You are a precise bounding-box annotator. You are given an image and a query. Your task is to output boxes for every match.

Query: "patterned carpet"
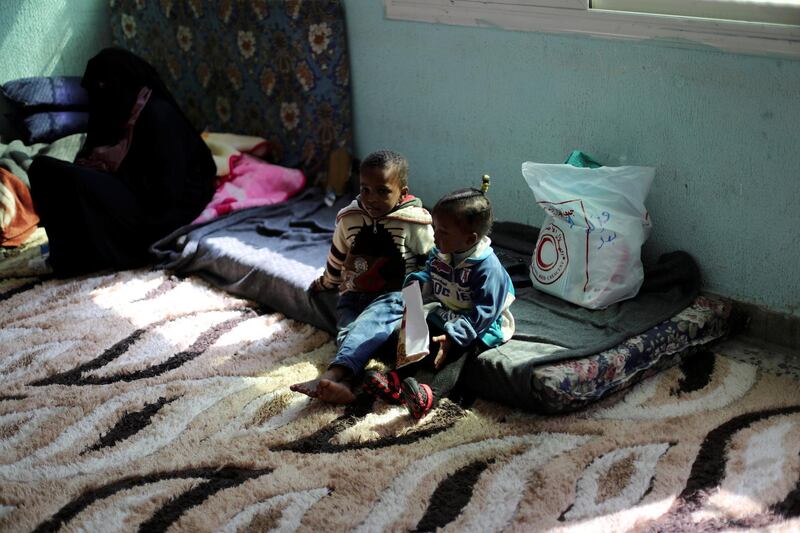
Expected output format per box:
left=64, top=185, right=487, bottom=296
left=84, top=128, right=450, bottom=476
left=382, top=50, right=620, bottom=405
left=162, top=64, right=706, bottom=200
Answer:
left=0, top=270, right=798, bottom=532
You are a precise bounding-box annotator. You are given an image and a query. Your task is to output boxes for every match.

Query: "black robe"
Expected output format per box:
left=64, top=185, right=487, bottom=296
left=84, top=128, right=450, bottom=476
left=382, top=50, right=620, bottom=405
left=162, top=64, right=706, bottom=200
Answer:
left=28, top=48, right=215, bottom=276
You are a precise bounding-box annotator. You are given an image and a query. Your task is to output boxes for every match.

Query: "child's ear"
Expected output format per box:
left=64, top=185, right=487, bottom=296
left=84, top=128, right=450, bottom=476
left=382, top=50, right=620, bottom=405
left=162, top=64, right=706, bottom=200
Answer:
left=467, top=232, right=479, bottom=247
left=400, top=185, right=409, bottom=198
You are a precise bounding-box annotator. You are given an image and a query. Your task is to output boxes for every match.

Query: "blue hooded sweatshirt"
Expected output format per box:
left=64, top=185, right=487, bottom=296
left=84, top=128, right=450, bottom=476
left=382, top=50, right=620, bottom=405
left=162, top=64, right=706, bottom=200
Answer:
left=405, top=236, right=515, bottom=348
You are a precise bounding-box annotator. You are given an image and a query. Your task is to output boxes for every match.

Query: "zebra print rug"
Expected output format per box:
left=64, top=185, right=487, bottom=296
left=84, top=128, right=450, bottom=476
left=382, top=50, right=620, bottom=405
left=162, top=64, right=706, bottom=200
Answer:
left=0, top=270, right=798, bottom=532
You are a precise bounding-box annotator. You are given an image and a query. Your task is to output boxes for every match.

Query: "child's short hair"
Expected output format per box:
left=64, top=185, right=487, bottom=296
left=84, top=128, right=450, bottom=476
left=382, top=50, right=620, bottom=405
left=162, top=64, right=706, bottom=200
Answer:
left=360, top=150, right=408, bottom=189
left=433, top=176, right=493, bottom=238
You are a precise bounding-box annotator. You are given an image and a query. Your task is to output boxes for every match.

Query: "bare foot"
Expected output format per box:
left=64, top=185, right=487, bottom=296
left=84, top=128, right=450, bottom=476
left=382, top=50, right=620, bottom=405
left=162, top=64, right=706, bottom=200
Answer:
left=289, top=378, right=321, bottom=398
left=316, top=379, right=356, bottom=404
left=290, top=365, right=354, bottom=403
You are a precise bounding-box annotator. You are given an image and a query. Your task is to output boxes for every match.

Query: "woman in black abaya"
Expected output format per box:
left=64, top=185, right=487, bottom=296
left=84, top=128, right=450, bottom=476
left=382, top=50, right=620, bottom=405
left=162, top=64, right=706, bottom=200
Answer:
left=28, top=47, right=215, bottom=276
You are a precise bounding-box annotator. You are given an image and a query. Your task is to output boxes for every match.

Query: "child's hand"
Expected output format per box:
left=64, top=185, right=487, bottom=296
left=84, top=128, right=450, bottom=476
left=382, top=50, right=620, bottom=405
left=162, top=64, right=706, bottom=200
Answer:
left=432, top=334, right=452, bottom=369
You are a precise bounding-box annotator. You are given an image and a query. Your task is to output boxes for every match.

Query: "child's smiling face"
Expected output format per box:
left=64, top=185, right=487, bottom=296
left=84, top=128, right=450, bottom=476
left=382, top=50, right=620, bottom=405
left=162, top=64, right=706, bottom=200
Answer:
left=359, top=166, right=407, bottom=219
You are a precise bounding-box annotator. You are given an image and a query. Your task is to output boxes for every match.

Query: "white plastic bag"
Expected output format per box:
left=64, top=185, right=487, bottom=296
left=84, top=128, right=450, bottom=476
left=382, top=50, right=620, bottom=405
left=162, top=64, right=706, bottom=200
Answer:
left=521, top=162, right=655, bottom=309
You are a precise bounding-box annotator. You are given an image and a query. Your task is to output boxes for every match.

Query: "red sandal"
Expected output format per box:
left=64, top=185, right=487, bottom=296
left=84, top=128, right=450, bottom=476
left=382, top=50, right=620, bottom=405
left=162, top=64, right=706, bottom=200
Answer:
left=400, top=377, right=434, bottom=419
left=363, top=369, right=403, bottom=404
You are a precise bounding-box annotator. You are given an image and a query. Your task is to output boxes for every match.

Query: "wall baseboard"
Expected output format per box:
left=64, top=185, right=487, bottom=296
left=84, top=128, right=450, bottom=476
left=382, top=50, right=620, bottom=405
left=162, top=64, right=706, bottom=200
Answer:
left=706, top=292, right=800, bottom=353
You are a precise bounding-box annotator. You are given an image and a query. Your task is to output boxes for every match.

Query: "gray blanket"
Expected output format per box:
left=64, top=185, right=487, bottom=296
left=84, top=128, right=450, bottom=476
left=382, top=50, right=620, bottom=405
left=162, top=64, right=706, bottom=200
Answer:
left=152, top=189, right=347, bottom=332
left=0, top=133, right=85, bottom=188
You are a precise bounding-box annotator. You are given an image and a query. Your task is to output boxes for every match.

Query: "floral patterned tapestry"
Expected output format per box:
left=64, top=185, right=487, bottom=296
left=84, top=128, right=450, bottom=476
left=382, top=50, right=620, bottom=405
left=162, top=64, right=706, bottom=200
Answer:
left=110, top=0, right=353, bottom=183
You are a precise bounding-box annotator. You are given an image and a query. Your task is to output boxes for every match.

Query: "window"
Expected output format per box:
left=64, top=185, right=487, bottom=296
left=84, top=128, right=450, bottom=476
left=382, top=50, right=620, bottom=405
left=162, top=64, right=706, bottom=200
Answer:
left=594, top=0, right=800, bottom=26
left=384, top=0, right=800, bottom=58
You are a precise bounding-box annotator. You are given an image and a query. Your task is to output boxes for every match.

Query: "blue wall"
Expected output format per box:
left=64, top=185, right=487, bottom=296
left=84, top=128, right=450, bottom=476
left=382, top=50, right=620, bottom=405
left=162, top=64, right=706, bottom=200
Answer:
left=0, top=0, right=110, bottom=136
left=0, top=0, right=109, bottom=83
left=343, top=1, right=800, bottom=317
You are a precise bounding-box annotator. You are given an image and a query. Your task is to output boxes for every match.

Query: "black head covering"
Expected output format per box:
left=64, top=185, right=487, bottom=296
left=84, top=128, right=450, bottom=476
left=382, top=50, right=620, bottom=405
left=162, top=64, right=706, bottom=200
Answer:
left=81, top=47, right=181, bottom=148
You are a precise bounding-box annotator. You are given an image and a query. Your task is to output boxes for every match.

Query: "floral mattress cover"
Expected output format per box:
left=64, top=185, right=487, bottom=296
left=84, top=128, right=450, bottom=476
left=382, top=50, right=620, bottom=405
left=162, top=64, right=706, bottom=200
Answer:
left=466, top=295, right=731, bottom=413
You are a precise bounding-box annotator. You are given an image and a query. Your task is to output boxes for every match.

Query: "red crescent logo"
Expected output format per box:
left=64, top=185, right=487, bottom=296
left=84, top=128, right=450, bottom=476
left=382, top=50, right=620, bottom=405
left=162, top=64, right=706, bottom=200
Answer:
left=536, top=235, right=557, bottom=271
left=531, top=224, right=568, bottom=285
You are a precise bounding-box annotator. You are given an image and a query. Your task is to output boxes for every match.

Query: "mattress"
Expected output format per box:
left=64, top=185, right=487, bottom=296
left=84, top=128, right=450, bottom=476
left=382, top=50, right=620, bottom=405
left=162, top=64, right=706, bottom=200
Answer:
left=152, top=190, right=730, bottom=411
left=462, top=295, right=731, bottom=413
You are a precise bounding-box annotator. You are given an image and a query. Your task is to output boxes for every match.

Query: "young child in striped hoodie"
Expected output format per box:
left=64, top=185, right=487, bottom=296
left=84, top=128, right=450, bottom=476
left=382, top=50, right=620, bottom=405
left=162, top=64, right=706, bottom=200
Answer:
left=290, top=150, right=434, bottom=404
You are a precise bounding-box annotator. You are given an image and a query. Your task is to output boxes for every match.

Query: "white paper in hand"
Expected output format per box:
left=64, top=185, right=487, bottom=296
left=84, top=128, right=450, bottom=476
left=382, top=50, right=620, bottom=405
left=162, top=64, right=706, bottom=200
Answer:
left=396, top=281, right=430, bottom=368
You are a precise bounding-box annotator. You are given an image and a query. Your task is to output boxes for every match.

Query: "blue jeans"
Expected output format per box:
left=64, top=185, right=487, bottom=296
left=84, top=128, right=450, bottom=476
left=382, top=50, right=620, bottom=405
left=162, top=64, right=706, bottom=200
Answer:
left=331, top=291, right=404, bottom=376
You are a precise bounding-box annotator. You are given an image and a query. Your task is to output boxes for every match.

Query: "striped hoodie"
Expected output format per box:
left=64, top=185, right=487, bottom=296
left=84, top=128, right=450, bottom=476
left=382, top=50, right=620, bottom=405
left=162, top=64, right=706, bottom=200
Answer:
left=316, top=195, right=434, bottom=294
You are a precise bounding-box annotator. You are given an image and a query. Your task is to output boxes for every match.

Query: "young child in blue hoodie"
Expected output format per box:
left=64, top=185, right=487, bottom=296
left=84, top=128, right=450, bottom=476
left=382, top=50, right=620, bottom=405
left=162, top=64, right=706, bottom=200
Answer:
left=364, top=177, right=515, bottom=419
